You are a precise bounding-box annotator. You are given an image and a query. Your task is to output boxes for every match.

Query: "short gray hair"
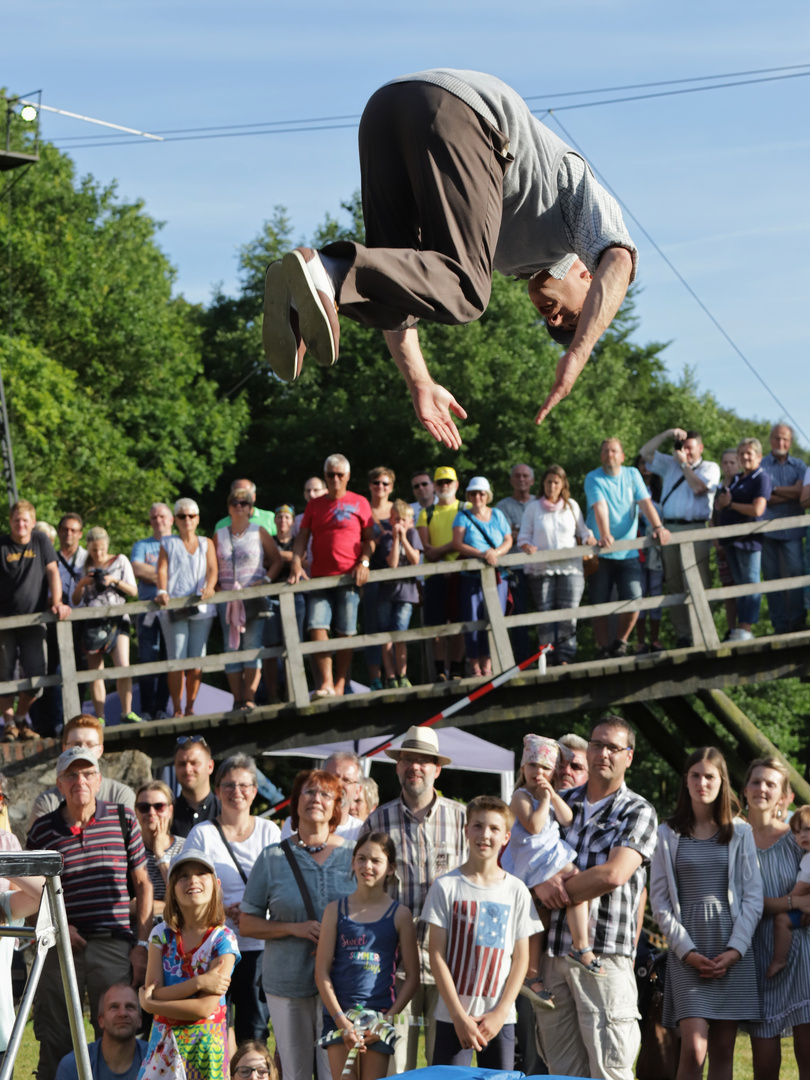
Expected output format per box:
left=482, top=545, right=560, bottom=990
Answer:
left=86, top=526, right=109, bottom=544
left=324, top=453, right=350, bottom=475
left=559, top=733, right=588, bottom=753
left=174, top=497, right=200, bottom=517
left=324, top=751, right=362, bottom=775
left=737, top=437, right=762, bottom=456
left=510, top=463, right=535, bottom=480
left=230, top=479, right=257, bottom=495
left=359, top=776, right=379, bottom=815
left=770, top=423, right=794, bottom=440
left=215, top=753, right=258, bottom=788
left=150, top=502, right=172, bottom=516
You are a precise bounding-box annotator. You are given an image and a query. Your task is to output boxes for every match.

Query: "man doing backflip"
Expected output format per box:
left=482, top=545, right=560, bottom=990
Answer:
left=263, top=68, right=638, bottom=448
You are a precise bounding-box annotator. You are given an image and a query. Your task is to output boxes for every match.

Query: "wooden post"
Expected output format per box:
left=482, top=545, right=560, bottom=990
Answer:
left=55, top=619, right=81, bottom=720
left=679, top=541, right=720, bottom=649
left=656, top=697, right=750, bottom=790
left=279, top=591, right=310, bottom=708
left=623, top=702, right=689, bottom=776
left=480, top=565, right=515, bottom=676
left=698, top=688, right=810, bottom=805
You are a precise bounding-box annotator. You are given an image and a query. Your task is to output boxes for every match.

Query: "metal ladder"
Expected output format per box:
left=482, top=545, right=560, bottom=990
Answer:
left=0, top=850, right=91, bottom=1080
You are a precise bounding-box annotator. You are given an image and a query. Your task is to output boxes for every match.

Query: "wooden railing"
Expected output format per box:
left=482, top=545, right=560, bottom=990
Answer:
left=2, top=514, right=808, bottom=715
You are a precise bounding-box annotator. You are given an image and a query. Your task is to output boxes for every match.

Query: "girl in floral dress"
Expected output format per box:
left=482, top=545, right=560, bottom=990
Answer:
left=139, top=851, right=240, bottom=1080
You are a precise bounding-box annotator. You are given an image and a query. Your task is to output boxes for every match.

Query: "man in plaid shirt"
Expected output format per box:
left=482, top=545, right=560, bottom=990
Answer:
left=363, top=725, right=467, bottom=1073
left=534, top=716, right=657, bottom=1080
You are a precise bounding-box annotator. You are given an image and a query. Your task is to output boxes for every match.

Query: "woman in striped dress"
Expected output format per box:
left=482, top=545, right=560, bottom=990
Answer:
left=651, top=747, right=763, bottom=1080
left=743, top=757, right=810, bottom=1080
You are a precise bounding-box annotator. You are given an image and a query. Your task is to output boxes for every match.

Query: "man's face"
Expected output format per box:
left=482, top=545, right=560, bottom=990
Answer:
left=600, top=440, right=625, bottom=472
left=435, top=478, right=458, bottom=504
left=57, top=762, right=101, bottom=810
left=411, top=474, right=434, bottom=508
left=326, top=757, right=362, bottom=817
left=325, top=465, right=349, bottom=498
left=682, top=438, right=703, bottom=467
left=511, top=466, right=534, bottom=498
left=586, top=724, right=633, bottom=788
left=770, top=426, right=792, bottom=459
left=149, top=506, right=173, bottom=538
left=396, top=752, right=440, bottom=801
left=528, top=259, right=592, bottom=333
left=99, top=987, right=140, bottom=1043
left=58, top=518, right=83, bottom=554
left=558, top=749, right=588, bottom=790
left=64, top=726, right=103, bottom=761
left=174, top=747, right=214, bottom=794
left=10, top=511, right=34, bottom=545
left=721, top=452, right=738, bottom=484
left=304, top=477, right=327, bottom=502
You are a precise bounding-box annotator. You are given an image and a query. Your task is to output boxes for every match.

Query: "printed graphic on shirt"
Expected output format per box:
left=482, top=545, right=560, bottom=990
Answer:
left=340, top=928, right=382, bottom=975
left=448, top=899, right=509, bottom=998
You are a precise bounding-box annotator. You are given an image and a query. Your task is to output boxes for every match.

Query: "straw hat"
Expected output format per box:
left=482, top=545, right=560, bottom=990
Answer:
left=385, top=725, right=451, bottom=766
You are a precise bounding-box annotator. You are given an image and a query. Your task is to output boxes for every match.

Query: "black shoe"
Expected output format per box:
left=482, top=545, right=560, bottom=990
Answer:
left=609, top=639, right=629, bottom=658
left=449, top=662, right=464, bottom=681
left=595, top=646, right=611, bottom=660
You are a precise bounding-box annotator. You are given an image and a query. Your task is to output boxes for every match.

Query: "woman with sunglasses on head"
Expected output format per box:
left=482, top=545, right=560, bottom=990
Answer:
left=155, top=498, right=218, bottom=718
left=135, top=780, right=184, bottom=920
left=215, top=489, right=283, bottom=712
left=364, top=467, right=396, bottom=691
left=183, top=755, right=281, bottom=1050
left=240, top=770, right=354, bottom=1080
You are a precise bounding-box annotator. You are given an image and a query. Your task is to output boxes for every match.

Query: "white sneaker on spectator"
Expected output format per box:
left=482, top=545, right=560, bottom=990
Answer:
left=728, top=628, right=754, bottom=641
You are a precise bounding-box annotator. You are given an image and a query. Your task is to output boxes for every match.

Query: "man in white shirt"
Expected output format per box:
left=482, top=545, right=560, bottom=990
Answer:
left=638, top=427, right=720, bottom=647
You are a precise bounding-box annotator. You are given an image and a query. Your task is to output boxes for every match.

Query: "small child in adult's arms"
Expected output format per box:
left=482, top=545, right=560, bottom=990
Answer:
left=768, top=805, right=810, bottom=977
left=423, top=795, right=542, bottom=1069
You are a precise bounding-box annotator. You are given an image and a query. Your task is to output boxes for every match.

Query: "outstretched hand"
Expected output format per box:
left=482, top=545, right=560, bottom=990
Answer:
left=411, top=381, right=467, bottom=450
left=536, top=350, right=586, bottom=425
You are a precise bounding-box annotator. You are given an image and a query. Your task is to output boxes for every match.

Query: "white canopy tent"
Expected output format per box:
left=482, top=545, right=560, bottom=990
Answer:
left=262, top=726, right=516, bottom=802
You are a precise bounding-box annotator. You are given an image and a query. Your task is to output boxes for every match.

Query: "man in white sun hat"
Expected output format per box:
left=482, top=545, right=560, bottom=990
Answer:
left=363, top=725, right=466, bottom=1072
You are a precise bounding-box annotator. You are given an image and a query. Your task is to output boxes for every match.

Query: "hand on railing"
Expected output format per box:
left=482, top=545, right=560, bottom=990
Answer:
left=51, top=601, right=71, bottom=621
left=288, top=557, right=306, bottom=586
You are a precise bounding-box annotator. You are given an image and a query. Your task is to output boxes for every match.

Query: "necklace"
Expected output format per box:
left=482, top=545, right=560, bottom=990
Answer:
left=295, top=832, right=328, bottom=853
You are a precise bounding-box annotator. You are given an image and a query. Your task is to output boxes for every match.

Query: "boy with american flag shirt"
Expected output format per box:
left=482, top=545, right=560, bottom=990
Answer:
left=423, top=795, right=542, bottom=1069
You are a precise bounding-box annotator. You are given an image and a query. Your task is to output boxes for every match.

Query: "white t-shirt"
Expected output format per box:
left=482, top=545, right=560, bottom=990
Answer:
left=183, top=817, right=281, bottom=950
left=582, top=793, right=613, bottom=823
left=280, top=814, right=365, bottom=844
left=797, top=851, right=810, bottom=885
left=422, top=867, right=541, bottom=1024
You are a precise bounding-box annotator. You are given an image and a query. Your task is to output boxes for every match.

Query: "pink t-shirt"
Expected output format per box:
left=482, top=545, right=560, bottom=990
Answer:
left=302, top=492, right=373, bottom=577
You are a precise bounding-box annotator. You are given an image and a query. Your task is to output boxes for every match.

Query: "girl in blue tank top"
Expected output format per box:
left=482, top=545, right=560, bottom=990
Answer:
left=315, top=833, right=419, bottom=1080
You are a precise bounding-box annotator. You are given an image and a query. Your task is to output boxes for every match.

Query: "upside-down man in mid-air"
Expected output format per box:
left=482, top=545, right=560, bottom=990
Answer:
left=263, top=68, right=638, bottom=449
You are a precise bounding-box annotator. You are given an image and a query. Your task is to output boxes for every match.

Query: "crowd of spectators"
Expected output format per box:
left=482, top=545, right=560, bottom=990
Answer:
left=3, top=720, right=810, bottom=1080
left=1, top=423, right=809, bottom=734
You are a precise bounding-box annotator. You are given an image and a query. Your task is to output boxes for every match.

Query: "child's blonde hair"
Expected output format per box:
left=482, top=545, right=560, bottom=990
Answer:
left=391, top=499, right=413, bottom=520
left=163, top=859, right=225, bottom=931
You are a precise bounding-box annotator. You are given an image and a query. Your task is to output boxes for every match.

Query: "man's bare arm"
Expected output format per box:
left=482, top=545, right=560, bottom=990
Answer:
left=383, top=328, right=467, bottom=450
left=536, top=247, right=634, bottom=425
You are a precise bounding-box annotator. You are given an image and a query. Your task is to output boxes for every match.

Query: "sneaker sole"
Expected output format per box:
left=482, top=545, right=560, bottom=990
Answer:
left=282, top=250, right=338, bottom=367
left=262, top=261, right=305, bottom=382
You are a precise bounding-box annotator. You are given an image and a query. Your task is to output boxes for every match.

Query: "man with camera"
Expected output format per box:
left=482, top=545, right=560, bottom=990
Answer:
left=638, top=427, right=721, bottom=646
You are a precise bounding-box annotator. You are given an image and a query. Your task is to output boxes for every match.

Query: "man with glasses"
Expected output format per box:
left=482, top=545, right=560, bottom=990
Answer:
left=533, top=716, right=657, bottom=1080
left=557, top=732, right=589, bottom=790
left=28, top=713, right=136, bottom=829
left=496, top=464, right=536, bottom=662
left=289, top=454, right=375, bottom=698
left=172, top=735, right=220, bottom=838
left=417, top=466, right=469, bottom=681
left=55, top=513, right=88, bottom=609
left=130, top=503, right=174, bottom=721
left=363, top=726, right=466, bottom=1072
left=27, top=746, right=152, bottom=1080
left=409, top=470, right=438, bottom=517
left=55, top=984, right=148, bottom=1080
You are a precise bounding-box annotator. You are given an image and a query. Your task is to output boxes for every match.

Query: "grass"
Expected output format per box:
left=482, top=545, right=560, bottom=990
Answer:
left=11, top=1018, right=800, bottom=1079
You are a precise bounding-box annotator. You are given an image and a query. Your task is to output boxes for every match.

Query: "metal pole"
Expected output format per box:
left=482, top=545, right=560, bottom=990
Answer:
left=45, top=875, right=93, bottom=1080
left=0, top=934, right=49, bottom=1080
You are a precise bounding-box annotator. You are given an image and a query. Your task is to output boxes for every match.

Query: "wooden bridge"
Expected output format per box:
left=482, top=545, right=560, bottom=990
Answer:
left=2, top=515, right=809, bottom=799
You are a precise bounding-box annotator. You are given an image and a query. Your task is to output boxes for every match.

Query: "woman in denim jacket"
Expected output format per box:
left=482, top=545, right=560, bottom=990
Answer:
left=651, top=747, right=763, bottom=1080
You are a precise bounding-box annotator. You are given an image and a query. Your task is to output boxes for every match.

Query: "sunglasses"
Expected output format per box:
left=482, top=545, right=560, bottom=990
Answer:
left=435, top=479, right=454, bottom=486
left=176, top=513, right=198, bottom=520
left=229, top=500, right=252, bottom=508
left=412, top=481, right=431, bottom=488
left=370, top=479, right=391, bottom=487
left=136, top=801, right=168, bottom=814
left=325, top=471, right=345, bottom=479
left=175, top=735, right=211, bottom=751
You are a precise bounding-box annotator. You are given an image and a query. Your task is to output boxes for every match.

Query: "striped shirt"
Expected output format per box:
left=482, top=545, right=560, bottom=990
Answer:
left=364, top=794, right=467, bottom=981
left=546, top=782, right=657, bottom=959
left=27, top=800, right=146, bottom=937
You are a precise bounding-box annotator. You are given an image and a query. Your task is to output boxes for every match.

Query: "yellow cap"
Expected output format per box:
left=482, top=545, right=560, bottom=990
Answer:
left=433, top=466, right=458, bottom=482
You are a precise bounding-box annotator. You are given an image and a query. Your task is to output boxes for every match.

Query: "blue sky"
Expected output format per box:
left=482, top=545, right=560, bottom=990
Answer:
left=4, top=1, right=809, bottom=444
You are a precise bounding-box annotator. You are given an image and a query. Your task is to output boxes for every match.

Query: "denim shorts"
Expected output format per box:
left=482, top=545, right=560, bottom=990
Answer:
left=306, top=585, right=361, bottom=636
left=377, top=599, right=414, bottom=634
left=588, top=556, right=643, bottom=605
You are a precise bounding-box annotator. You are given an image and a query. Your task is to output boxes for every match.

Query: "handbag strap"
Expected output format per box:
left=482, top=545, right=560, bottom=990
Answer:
left=463, top=509, right=500, bottom=549
left=212, top=819, right=248, bottom=884
left=280, top=838, right=317, bottom=921
left=660, top=473, right=687, bottom=510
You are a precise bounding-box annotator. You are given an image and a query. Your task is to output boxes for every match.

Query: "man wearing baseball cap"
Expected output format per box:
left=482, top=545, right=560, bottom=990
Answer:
left=27, top=746, right=153, bottom=1080
left=416, top=467, right=469, bottom=681
left=363, top=725, right=466, bottom=1072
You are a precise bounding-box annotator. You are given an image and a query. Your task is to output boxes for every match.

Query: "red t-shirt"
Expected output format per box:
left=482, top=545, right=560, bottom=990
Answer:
left=302, top=492, right=373, bottom=577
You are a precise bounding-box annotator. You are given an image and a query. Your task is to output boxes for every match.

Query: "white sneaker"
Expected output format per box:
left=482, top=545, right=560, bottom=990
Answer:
left=728, top=628, right=754, bottom=641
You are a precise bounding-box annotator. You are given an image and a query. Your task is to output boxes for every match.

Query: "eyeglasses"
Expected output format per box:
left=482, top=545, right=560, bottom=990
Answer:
left=220, top=782, right=255, bottom=794
left=136, top=801, right=169, bottom=814
left=175, top=735, right=211, bottom=751
left=176, top=513, right=198, bottom=520
left=61, top=769, right=99, bottom=784
left=302, top=788, right=335, bottom=801
left=325, top=471, right=345, bottom=479
left=370, top=479, right=391, bottom=487
left=588, top=739, right=631, bottom=757
left=229, top=500, right=252, bottom=508
left=234, top=1068, right=271, bottom=1079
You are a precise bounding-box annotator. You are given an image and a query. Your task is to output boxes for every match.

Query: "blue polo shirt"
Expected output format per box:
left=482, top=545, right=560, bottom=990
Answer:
left=584, top=466, right=648, bottom=560
left=721, top=467, right=773, bottom=551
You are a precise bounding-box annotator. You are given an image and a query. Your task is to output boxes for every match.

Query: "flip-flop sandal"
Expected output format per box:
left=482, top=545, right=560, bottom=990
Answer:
left=262, top=261, right=306, bottom=382
left=282, top=248, right=339, bottom=368
left=567, top=948, right=607, bottom=976
left=518, top=978, right=556, bottom=1010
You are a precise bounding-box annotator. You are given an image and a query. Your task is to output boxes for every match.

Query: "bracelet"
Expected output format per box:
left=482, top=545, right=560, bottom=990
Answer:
left=157, top=854, right=171, bottom=866
left=332, top=1010, right=346, bottom=1020
left=156, top=589, right=168, bottom=596
left=788, top=895, right=794, bottom=911
left=136, top=940, right=150, bottom=949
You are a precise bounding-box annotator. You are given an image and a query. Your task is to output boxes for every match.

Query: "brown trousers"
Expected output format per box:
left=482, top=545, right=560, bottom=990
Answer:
left=323, top=81, right=511, bottom=331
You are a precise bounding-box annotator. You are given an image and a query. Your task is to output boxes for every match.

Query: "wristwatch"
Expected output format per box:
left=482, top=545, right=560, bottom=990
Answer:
left=360, top=558, right=370, bottom=568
